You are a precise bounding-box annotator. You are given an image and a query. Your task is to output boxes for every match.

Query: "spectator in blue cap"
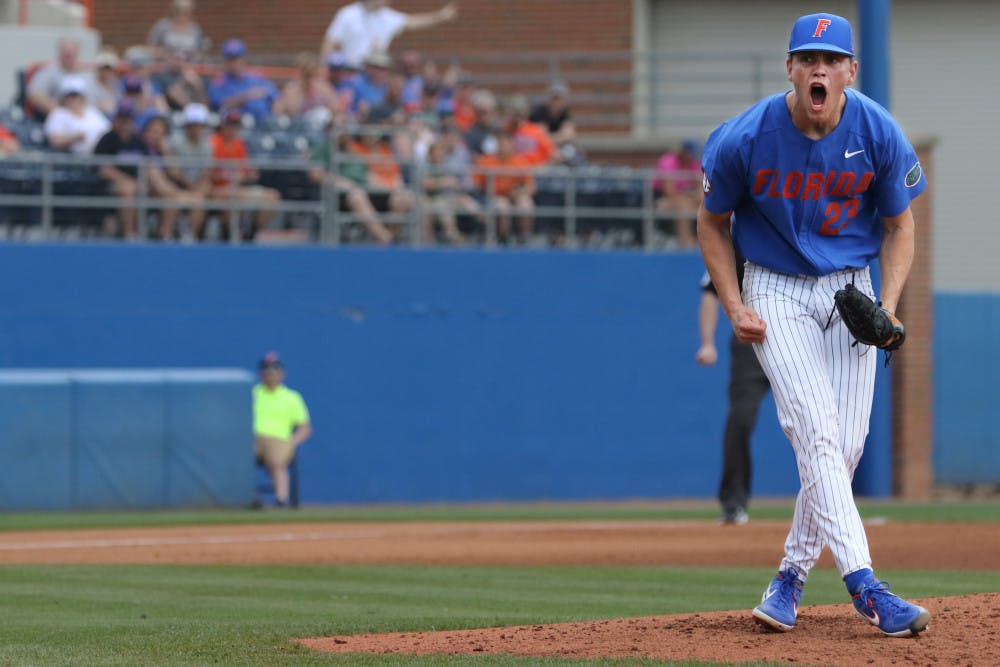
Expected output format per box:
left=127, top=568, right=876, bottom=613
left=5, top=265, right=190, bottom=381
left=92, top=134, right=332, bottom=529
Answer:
left=208, top=38, right=279, bottom=122
left=119, top=45, right=169, bottom=114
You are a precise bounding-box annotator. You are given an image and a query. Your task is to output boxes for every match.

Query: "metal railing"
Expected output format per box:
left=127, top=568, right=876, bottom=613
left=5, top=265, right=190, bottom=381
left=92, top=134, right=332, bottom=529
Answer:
left=0, top=140, right=702, bottom=250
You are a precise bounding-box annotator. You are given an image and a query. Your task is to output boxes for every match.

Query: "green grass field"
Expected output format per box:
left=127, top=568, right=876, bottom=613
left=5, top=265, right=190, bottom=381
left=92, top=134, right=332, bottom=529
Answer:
left=2, top=500, right=998, bottom=667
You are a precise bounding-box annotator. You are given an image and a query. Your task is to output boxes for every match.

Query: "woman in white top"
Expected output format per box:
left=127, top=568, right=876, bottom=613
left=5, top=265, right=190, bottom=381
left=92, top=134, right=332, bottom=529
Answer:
left=43, top=75, right=111, bottom=155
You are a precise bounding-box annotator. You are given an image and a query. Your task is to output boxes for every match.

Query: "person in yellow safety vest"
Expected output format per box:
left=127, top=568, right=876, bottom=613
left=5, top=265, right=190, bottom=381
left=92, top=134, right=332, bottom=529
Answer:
left=253, top=352, right=312, bottom=508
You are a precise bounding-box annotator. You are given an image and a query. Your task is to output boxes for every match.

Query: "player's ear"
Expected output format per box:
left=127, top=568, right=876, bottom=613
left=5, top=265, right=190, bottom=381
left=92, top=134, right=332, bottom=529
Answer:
left=786, top=57, right=793, bottom=81
left=847, top=58, right=859, bottom=85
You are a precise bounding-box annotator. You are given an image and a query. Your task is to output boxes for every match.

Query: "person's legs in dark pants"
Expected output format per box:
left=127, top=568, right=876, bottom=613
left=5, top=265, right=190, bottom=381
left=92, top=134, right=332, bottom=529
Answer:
left=719, top=334, right=770, bottom=522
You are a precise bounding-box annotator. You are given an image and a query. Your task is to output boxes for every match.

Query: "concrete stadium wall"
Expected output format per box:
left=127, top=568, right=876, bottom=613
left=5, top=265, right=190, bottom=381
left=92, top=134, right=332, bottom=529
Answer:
left=0, top=243, right=904, bottom=505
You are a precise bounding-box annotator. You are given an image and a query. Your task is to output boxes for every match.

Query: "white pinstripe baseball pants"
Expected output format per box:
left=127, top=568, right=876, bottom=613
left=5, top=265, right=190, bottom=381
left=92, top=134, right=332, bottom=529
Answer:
left=743, top=261, right=877, bottom=579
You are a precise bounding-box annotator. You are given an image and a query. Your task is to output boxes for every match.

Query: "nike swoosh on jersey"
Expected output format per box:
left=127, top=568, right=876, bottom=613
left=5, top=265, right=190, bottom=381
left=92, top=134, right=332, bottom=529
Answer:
left=844, top=149, right=865, bottom=158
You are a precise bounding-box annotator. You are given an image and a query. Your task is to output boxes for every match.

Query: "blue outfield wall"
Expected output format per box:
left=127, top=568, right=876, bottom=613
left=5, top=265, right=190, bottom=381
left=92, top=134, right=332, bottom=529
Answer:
left=0, top=243, right=906, bottom=505
left=933, top=293, right=1000, bottom=484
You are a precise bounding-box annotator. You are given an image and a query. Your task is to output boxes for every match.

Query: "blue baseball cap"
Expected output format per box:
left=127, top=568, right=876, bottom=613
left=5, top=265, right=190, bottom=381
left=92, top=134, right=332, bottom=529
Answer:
left=259, top=351, right=283, bottom=370
left=221, top=38, right=247, bottom=59
left=788, top=13, right=854, bottom=56
left=114, top=99, right=136, bottom=118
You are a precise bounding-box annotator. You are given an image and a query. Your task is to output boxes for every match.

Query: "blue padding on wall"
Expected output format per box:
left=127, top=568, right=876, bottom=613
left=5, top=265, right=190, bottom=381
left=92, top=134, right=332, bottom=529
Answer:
left=0, top=368, right=254, bottom=510
left=165, top=379, right=255, bottom=506
left=934, top=293, right=1000, bottom=483
left=0, top=373, right=73, bottom=509
left=74, top=379, right=166, bottom=509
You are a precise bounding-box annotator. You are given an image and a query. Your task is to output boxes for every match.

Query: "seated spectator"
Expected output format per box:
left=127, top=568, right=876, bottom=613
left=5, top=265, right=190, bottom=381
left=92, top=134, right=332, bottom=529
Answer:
left=209, top=108, right=282, bottom=240
left=464, top=88, right=499, bottom=155
left=0, top=122, right=21, bottom=155
left=398, top=49, right=424, bottom=112
left=166, top=103, right=214, bottom=239
left=152, top=51, right=210, bottom=111
left=27, top=37, right=101, bottom=120
left=208, top=39, right=279, bottom=123
left=366, top=70, right=407, bottom=125
left=353, top=50, right=393, bottom=122
left=93, top=101, right=146, bottom=238
left=529, top=80, right=582, bottom=165
left=430, top=60, right=461, bottom=117
left=405, top=81, right=444, bottom=165
left=325, top=52, right=361, bottom=124
left=505, top=93, right=556, bottom=167
left=147, top=0, right=209, bottom=63
left=307, top=124, right=393, bottom=244
left=344, top=131, right=415, bottom=237
left=122, top=75, right=167, bottom=123
left=450, top=75, right=476, bottom=132
left=439, top=120, right=475, bottom=174
left=273, top=52, right=339, bottom=119
left=410, top=81, right=443, bottom=129
left=43, top=75, right=111, bottom=155
left=420, top=137, right=480, bottom=244
left=653, top=139, right=701, bottom=249
left=140, top=112, right=207, bottom=240
left=473, top=129, right=536, bottom=243
left=119, top=46, right=170, bottom=113
left=93, top=50, right=123, bottom=117
left=397, top=49, right=461, bottom=116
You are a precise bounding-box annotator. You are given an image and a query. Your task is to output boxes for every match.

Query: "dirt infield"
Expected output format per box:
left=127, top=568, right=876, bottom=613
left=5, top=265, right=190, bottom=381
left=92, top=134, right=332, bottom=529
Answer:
left=3, top=518, right=998, bottom=666
left=300, top=594, right=1000, bottom=667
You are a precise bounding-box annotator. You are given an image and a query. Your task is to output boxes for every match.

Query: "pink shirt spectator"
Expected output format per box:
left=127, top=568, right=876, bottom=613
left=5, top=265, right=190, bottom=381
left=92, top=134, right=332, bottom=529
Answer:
left=654, top=150, right=700, bottom=193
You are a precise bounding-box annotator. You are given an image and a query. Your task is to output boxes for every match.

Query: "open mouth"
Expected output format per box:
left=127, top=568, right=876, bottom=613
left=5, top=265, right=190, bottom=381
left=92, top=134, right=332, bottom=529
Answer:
left=810, top=83, right=828, bottom=110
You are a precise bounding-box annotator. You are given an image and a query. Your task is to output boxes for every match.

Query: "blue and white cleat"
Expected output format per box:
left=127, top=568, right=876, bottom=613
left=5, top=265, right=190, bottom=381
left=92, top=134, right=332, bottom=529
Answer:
left=752, top=568, right=804, bottom=632
left=851, top=579, right=931, bottom=637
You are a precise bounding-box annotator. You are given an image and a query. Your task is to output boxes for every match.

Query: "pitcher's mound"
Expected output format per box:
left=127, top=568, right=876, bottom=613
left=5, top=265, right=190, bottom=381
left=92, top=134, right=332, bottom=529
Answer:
left=298, top=593, right=1000, bottom=667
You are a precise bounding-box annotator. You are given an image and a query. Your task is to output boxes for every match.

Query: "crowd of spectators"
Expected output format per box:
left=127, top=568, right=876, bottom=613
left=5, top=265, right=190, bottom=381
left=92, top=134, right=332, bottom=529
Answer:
left=0, top=0, right=702, bottom=247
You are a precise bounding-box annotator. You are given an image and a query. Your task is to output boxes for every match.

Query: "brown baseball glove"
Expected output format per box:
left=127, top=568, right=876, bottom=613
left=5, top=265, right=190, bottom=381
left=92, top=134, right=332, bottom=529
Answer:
left=833, top=283, right=906, bottom=351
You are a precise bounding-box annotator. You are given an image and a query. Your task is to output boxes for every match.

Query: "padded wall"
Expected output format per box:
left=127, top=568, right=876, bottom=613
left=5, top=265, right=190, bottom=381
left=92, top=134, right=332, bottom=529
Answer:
left=0, top=369, right=254, bottom=510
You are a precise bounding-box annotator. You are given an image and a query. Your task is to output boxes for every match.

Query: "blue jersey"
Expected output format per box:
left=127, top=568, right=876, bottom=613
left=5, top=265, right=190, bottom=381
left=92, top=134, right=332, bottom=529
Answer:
left=701, top=89, right=926, bottom=276
left=208, top=71, right=279, bottom=122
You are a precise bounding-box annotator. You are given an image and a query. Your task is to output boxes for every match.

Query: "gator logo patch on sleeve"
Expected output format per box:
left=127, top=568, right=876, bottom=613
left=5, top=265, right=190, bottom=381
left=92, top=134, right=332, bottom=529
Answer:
left=702, top=170, right=712, bottom=194
left=905, top=161, right=922, bottom=188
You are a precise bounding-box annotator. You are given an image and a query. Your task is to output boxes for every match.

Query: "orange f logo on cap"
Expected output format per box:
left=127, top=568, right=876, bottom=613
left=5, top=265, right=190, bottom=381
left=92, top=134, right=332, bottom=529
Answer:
left=813, top=18, right=832, bottom=37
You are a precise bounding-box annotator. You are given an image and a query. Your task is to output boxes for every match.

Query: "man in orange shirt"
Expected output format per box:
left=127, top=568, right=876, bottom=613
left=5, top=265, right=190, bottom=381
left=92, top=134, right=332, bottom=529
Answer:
left=210, top=108, right=281, bottom=240
left=344, top=132, right=415, bottom=237
left=506, top=93, right=556, bottom=167
left=473, top=130, right=536, bottom=243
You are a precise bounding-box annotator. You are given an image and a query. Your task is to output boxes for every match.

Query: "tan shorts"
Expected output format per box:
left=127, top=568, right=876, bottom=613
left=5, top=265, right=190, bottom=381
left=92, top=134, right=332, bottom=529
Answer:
left=255, top=435, right=294, bottom=466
